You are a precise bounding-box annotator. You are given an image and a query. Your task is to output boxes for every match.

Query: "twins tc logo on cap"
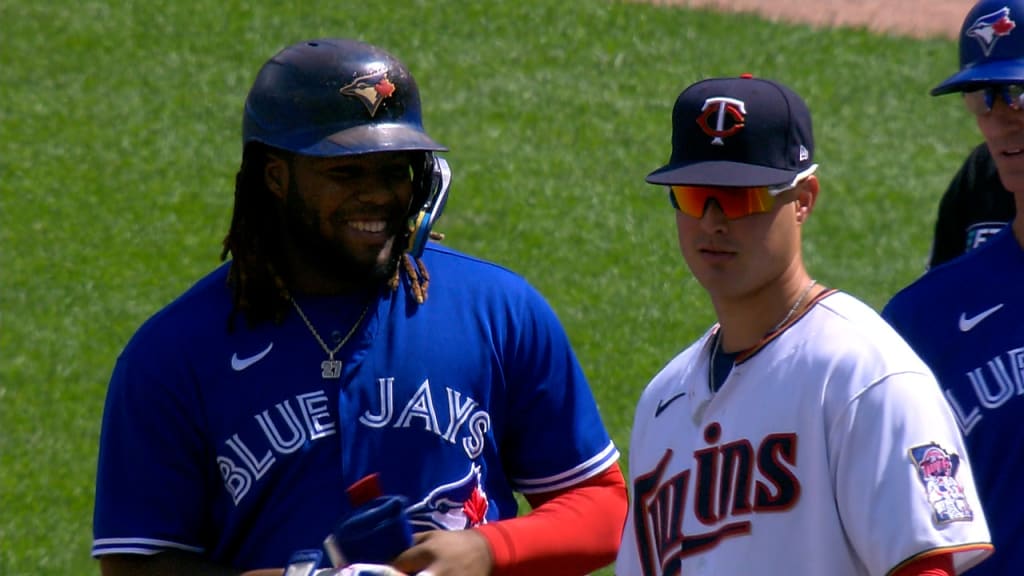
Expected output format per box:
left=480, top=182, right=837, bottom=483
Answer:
left=340, top=70, right=397, bottom=117
left=966, top=6, right=1017, bottom=56
left=697, top=97, right=746, bottom=146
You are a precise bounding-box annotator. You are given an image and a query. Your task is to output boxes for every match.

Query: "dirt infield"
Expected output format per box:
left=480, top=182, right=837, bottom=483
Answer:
left=643, top=0, right=974, bottom=40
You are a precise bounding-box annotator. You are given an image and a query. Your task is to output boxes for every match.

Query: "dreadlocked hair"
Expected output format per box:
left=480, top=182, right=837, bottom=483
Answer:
left=221, top=144, right=441, bottom=329
left=221, top=143, right=293, bottom=330
left=390, top=252, right=431, bottom=304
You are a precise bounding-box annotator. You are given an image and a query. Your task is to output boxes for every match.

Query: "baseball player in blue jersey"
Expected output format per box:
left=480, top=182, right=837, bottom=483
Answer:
left=884, top=1, right=1024, bottom=573
left=92, top=38, right=626, bottom=576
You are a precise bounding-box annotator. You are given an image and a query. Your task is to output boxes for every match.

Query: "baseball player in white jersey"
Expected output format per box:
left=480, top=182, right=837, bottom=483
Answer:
left=616, top=75, right=993, bottom=576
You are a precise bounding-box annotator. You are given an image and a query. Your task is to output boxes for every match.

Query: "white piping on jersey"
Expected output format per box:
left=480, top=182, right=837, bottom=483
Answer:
left=92, top=537, right=204, bottom=555
left=511, top=441, right=619, bottom=493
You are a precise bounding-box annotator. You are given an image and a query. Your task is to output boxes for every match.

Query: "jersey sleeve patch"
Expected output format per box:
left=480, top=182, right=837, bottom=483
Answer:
left=908, top=443, right=974, bottom=525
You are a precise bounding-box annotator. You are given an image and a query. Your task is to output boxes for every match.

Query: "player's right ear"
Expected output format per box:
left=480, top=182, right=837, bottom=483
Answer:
left=795, top=176, right=819, bottom=223
left=264, top=154, right=289, bottom=200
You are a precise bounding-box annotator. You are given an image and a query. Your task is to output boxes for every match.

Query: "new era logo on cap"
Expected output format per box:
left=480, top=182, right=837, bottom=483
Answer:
left=646, top=74, right=815, bottom=188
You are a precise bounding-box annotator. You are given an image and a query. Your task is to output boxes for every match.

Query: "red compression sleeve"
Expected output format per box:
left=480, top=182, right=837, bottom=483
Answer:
left=891, top=552, right=954, bottom=576
left=474, top=462, right=627, bottom=576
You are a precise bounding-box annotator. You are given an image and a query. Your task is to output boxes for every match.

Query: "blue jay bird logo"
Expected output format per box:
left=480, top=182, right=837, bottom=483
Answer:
left=340, top=70, right=396, bottom=117
left=406, top=464, right=490, bottom=531
left=966, top=7, right=1017, bottom=56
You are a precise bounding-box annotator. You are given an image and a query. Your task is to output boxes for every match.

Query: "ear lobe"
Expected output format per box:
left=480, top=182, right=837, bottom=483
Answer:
left=264, top=155, right=289, bottom=200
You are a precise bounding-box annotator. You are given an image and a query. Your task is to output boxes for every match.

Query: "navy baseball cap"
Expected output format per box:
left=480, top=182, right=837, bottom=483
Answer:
left=646, top=74, right=815, bottom=188
left=932, top=0, right=1024, bottom=95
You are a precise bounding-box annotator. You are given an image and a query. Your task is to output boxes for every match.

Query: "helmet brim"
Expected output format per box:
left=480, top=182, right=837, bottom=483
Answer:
left=294, top=123, right=448, bottom=157
left=931, top=59, right=1024, bottom=95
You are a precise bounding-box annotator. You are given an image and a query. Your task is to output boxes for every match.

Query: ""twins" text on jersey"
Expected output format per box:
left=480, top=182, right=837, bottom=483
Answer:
left=631, top=421, right=800, bottom=576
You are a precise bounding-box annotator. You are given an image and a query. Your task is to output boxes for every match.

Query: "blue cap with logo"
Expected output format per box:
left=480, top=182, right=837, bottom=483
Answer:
left=932, top=0, right=1024, bottom=95
left=646, top=74, right=814, bottom=188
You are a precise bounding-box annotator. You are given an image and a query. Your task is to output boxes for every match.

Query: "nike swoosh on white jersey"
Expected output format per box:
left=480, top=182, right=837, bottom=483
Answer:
left=231, top=342, right=274, bottom=371
left=958, top=304, right=1004, bottom=332
left=655, top=391, right=687, bottom=417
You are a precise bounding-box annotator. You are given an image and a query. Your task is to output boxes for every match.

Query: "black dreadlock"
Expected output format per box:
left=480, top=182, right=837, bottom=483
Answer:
left=220, top=143, right=436, bottom=331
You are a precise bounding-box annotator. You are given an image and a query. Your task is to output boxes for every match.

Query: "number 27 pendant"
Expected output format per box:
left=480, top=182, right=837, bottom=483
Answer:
left=321, top=359, right=343, bottom=379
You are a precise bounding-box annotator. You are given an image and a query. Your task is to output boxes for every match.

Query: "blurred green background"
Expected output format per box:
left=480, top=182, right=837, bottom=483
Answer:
left=0, top=1, right=980, bottom=574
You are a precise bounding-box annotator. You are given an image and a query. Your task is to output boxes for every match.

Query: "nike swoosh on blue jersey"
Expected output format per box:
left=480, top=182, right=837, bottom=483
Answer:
left=231, top=342, right=274, bottom=371
left=655, top=391, right=687, bottom=417
left=958, top=304, right=1004, bottom=332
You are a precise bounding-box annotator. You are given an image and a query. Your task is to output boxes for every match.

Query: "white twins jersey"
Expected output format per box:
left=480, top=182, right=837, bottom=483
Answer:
left=616, top=291, right=992, bottom=576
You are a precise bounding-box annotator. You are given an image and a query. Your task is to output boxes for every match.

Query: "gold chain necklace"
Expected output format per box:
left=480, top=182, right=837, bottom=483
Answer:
left=289, top=297, right=370, bottom=379
left=709, top=278, right=817, bottom=392
left=768, top=279, right=817, bottom=334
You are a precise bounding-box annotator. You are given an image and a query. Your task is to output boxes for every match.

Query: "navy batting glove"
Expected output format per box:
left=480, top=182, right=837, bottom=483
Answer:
left=329, top=495, right=413, bottom=565
left=325, top=474, right=413, bottom=566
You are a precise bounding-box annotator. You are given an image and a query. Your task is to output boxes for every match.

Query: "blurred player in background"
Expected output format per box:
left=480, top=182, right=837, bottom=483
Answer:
left=885, top=1, right=1024, bottom=574
left=928, top=142, right=1014, bottom=269
left=92, top=37, right=626, bottom=576
left=616, top=74, right=992, bottom=576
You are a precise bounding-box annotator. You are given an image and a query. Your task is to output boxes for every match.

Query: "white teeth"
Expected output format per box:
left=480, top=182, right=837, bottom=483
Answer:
left=350, top=220, right=387, bottom=233
left=1007, top=149, right=1023, bottom=155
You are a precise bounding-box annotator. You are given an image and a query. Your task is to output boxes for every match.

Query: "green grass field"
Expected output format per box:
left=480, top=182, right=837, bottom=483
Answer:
left=0, top=1, right=981, bottom=574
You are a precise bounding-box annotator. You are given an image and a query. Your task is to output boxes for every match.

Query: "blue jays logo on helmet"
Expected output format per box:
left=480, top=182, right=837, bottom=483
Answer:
left=932, top=0, right=1024, bottom=95
left=406, top=464, right=489, bottom=531
left=340, top=70, right=397, bottom=118
left=967, top=6, right=1017, bottom=56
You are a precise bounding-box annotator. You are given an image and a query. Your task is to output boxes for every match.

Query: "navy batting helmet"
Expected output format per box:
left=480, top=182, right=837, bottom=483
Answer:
left=242, top=38, right=447, bottom=156
left=932, top=0, right=1024, bottom=95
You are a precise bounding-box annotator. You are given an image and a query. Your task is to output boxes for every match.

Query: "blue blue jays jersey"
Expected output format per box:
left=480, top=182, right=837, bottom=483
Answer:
left=883, top=227, right=1024, bottom=576
left=92, top=244, right=619, bottom=570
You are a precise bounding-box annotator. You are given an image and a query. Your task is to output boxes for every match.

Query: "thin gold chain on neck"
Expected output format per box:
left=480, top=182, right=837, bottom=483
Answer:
left=710, top=278, right=817, bottom=393
left=768, top=279, right=817, bottom=334
left=289, top=297, right=370, bottom=361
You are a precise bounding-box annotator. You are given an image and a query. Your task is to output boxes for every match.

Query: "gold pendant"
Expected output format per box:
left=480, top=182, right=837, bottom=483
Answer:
left=321, top=359, right=343, bottom=379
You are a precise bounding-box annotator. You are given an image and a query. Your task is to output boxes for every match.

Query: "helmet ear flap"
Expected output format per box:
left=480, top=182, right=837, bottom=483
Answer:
left=406, top=153, right=451, bottom=259
left=409, top=152, right=434, bottom=214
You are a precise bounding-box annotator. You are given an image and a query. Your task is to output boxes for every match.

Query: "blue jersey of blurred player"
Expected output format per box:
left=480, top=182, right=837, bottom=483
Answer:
left=883, top=1, right=1024, bottom=574
left=92, top=38, right=626, bottom=576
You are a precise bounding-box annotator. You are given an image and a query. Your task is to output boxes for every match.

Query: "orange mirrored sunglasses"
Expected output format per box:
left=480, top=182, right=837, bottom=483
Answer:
left=668, top=185, right=777, bottom=219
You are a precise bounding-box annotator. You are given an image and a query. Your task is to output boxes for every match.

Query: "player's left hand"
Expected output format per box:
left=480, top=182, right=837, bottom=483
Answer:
left=390, top=529, right=493, bottom=576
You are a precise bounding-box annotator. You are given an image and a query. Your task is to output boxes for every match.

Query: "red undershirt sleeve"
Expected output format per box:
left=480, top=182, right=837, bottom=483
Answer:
left=891, top=552, right=954, bottom=576
left=473, top=462, right=627, bottom=576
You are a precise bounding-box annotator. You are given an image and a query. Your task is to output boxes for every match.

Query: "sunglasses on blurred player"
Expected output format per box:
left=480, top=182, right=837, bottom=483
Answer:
left=668, top=165, right=818, bottom=220
left=963, top=84, right=1024, bottom=115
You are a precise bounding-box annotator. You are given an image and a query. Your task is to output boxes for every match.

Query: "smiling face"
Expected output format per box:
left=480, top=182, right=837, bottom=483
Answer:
left=266, top=150, right=417, bottom=293
left=976, top=97, right=1024, bottom=195
left=674, top=178, right=817, bottom=304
